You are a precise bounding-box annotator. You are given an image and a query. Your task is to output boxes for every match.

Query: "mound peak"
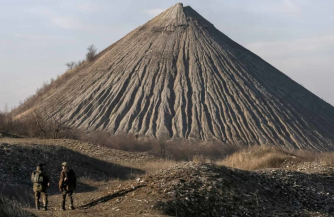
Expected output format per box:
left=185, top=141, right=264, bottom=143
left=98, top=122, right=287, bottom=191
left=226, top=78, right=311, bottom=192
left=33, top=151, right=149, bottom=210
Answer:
left=14, top=4, right=334, bottom=150
left=140, top=3, right=213, bottom=36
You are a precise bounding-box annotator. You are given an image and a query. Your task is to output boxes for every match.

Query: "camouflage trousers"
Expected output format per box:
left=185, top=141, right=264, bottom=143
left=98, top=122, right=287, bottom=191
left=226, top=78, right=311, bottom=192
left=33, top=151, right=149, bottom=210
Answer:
left=62, top=190, right=74, bottom=208
left=35, top=191, right=48, bottom=208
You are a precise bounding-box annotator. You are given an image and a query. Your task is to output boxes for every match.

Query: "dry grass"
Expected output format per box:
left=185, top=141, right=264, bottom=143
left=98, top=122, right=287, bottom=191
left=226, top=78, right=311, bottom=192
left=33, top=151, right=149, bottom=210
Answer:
left=55, top=130, right=240, bottom=162
left=217, top=145, right=303, bottom=170
left=134, top=160, right=178, bottom=175
left=3, top=111, right=334, bottom=172
left=163, top=141, right=239, bottom=161
left=317, top=152, right=334, bottom=166
left=0, top=195, right=32, bottom=217
left=217, top=145, right=334, bottom=171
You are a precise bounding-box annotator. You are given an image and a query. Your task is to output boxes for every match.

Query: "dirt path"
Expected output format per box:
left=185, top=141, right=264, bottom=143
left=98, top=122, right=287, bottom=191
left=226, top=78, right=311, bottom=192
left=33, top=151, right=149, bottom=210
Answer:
left=26, top=179, right=166, bottom=217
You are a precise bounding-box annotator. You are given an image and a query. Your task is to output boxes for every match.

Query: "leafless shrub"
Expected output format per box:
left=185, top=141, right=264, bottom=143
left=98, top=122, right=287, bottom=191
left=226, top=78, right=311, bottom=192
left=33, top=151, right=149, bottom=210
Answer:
left=62, top=130, right=237, bottom=161
left=0, top=107, right=14, bottom=133
left=0, top=112, right=5, bottom=131
left=1, top=104, right=69, bottom=139
left=161, top=141, right=239, bottom=161
left=86, top=44, right=97, bottom=62
left=35, top=80, right=52, bottom=94
left=31, top=105, right=68, bottom=139
left=65, top=61, right=76, bottom=70
left=77, top=59, right=85, bottom=66
left=157, top=139, right=168, bottom=158
left=32, top=110, right=48, bottom=137
left=80, top=132, right=155, bottom=152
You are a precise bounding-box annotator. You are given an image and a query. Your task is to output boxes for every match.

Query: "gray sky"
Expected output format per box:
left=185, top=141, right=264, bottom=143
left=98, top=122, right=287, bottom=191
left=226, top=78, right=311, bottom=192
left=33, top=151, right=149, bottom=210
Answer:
left=1, top=0, right=333, bottom=110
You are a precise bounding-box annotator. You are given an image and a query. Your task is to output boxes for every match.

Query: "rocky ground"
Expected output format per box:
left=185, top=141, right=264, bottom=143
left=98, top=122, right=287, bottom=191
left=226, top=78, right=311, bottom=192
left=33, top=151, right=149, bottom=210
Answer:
left=79, top=163, right=334, bottom=217
left=1, top=138, right=334, bottom=216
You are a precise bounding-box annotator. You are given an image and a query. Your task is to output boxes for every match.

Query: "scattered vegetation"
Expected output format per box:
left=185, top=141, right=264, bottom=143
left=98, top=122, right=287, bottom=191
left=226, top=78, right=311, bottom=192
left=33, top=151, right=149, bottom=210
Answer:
left=65, top=59, right=85, bottom=70
left=0, top=105, right=68, bottom=139
left=61, top=131, right=240, bottom=161
left=3, top=108, right=334, bottom=167
left=3, top=106, right=334, bottom=171
left=9, top=43, right=98, bottom=116
left=0, top=195, right=33, bottom=217
left=217, top=145, right=334, bottom=171
left=64, top=44, right=97, bottom=70
left=0, top=111, right=238, bottom=161
left=217, top=145, right=300, bottom=170
left=86, top=44, right=97, bottom=62
left=65, top=61, right=76, bottom=70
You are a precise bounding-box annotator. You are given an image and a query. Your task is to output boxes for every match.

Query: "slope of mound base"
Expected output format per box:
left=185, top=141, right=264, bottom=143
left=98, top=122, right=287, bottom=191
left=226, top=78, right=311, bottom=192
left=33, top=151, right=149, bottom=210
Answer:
left=1, top=139, right=334, bottom=216
left=14, top=3, right=334, bottom=150
left=0, top=139, right=150, bottom=190
left=79, top=163, right=334, bottom=216
left=0, top=138, right=150, bottom=216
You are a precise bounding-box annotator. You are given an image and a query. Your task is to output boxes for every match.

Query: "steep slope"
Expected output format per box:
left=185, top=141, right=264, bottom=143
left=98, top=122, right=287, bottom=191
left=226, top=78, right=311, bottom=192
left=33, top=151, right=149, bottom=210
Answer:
left=15, top=3, right=334, bottom=150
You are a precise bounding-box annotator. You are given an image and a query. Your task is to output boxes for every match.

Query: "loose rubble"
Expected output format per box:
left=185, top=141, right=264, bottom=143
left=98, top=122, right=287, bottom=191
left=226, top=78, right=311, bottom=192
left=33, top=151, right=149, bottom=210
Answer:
left=104, top=162, right=334, bottom=216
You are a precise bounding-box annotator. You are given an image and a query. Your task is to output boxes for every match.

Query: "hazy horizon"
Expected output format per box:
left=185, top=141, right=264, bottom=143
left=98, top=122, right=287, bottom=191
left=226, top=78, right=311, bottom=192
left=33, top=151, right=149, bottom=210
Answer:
left=1, top=0, right=333, bottom=110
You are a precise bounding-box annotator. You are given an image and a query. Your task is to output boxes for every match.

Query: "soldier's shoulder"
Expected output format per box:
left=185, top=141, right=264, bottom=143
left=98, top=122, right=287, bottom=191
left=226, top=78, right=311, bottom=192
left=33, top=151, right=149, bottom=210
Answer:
left=40, top=171, right=48, bottom=176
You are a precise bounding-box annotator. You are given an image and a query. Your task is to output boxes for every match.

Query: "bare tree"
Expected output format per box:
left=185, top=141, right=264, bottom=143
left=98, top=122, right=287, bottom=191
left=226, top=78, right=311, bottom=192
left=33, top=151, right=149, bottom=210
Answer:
left=86, top=44, right=97, bottom=62
left=1, top=105, right=14, bottom=133
left=31, top=102, right=69, bottom=139
left=65, top=62, right=76, bottom=70
left=157, top=139, right=167, bottom=158
left=0, top=111, right=5, bottom=132
left=50, top=112, right=68, bottom=139
left=77, top=60, right=85, bottom=66
left=32, top=110, right=48, bottom=137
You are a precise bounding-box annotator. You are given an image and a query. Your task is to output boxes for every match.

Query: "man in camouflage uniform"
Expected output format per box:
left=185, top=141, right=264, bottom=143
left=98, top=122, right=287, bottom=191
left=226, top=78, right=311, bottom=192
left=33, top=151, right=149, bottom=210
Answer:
left=31, top=164, right=50, bottom=211
left=59, top=162, right=77, bottom=210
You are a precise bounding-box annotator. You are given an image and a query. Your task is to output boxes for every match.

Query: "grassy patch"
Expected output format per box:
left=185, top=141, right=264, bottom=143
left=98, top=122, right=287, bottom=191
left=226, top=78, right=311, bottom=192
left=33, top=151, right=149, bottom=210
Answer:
left=0, top=195, right=34, bottom=217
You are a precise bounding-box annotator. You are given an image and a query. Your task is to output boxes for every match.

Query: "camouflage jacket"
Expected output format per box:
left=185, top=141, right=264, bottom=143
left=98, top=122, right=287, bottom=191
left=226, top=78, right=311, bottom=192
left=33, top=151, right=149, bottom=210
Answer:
left=59, top=169, right=76, bottom=192
left=32, top=170, right=49, bottom=192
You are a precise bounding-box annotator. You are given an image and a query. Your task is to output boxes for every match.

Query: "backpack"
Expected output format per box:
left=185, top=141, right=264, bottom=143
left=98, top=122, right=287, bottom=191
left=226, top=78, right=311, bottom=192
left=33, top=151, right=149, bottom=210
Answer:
left=31, top=171, right=43, bottom=183
left=64, top=170, right=76, bottom=184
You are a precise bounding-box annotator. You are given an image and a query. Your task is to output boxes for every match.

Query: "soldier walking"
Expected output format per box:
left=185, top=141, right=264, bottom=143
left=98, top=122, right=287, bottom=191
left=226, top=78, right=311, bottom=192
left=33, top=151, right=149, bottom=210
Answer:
left=59, top=162, right=77, bottom=210
left=31, top=164, right=50, bottom=211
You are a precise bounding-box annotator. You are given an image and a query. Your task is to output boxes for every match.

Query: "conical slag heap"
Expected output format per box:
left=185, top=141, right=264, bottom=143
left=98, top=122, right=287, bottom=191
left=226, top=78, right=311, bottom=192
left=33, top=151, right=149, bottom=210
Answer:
left=14, top=3, right=334, bottom=150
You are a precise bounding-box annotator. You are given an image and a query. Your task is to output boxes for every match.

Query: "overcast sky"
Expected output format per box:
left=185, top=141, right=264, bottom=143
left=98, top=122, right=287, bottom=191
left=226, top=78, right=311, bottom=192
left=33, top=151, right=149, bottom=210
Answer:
left=0, top=0, right=333, bottom=110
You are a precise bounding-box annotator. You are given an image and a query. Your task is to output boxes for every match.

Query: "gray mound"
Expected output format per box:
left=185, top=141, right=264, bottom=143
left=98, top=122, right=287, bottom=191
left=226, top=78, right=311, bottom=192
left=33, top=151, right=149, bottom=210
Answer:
left=15, top=3, right=334, bottom=150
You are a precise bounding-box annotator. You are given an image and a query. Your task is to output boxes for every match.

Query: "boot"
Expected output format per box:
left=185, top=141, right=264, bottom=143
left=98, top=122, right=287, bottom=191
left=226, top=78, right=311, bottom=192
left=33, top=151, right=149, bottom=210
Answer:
left=69, top=196, right=74, bottom=210
left=35, top=201, right=40, bottom=210
left=42, top=205, right=47, bottom=211
left=61, top=195, right=66, bottom=210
